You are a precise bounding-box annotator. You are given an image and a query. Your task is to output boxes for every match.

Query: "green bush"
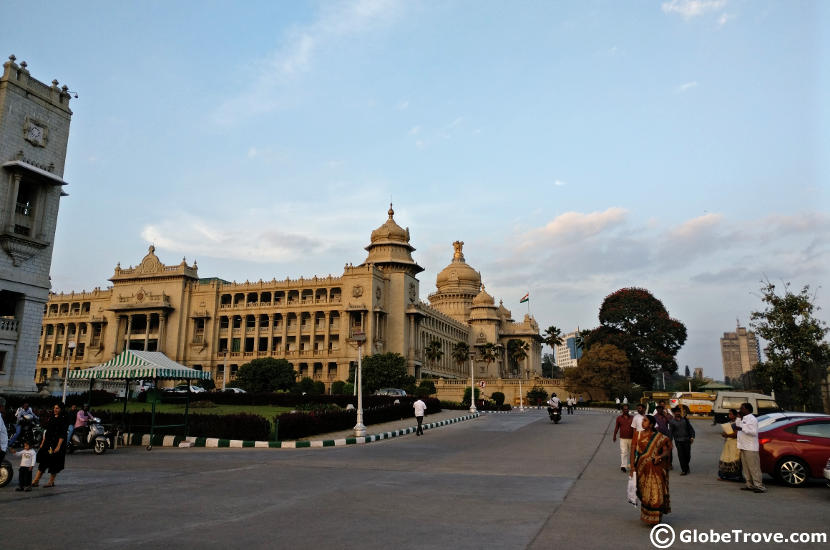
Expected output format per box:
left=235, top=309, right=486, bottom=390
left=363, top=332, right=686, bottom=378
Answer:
left=330, top=380, right=346, bottom=395
left=491, top=392, right=505, bottom=407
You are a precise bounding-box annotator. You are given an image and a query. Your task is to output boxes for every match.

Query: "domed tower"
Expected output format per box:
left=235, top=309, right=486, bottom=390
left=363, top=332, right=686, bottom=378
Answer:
left=469, top=284, right=500, bottom=338
left=428, top=241, right=481, bottom=323
left=362, top=204, right=423, bottom=275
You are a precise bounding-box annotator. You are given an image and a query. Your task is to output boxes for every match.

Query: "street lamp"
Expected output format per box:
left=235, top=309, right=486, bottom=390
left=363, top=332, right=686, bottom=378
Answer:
left=351, top=331, right=367, bottom=437
left=469, top=352, right=477, bottom=413
left=61, top=340, right=76, bottom=403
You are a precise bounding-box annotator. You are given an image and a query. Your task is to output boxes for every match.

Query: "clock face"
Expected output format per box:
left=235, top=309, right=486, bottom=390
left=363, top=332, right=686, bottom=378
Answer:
left=26, top=123, right=44, bottom=145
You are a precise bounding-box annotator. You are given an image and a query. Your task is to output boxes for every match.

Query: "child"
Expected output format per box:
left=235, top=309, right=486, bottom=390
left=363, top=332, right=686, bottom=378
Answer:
left=14, top=439, right=36, bottom=492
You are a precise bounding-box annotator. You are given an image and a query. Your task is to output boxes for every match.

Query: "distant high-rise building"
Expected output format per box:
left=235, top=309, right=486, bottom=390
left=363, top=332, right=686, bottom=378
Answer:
left=554, top=330, right=583, bottom=369
left=720, top=325, right=761, bottom=382
left=693, top=367, right=704, bottom=380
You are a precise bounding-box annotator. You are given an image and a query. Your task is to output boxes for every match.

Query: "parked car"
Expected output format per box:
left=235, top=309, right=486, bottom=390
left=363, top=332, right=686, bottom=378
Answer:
left=758, top=416, right=830, bottom=487
left=373, top=388, right=407, bottom=397
left=222, top=387, right=246, bottom=394
left=757, top=412, right=830, bottom=430
left=166, top=385, right=206, bottom=394
left=712, top=392, right=780, bottom=423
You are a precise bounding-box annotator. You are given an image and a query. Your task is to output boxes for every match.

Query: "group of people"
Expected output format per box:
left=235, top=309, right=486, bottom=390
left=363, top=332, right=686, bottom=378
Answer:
left=612, top=400, right=765, bottom=526
left=613, top=401, right=695, bottom=525
left=1, top=400, right=97, bottom=491
left=546, top=394, right=579, bottom=415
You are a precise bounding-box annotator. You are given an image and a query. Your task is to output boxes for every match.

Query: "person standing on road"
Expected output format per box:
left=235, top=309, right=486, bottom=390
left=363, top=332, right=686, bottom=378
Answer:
left=729, top=402, right=766, bottom=493
left=669, top=407, right=695, bottom=475
left=718, top=409, right=743, bottom=482
left=567, top=396, right=574, bottom=415
left=613, top=404, right=634, bottom=473
left=630, top=415, right=672, bottom=525
left=413, top=397, right=427, bottom=436
left=31, top=402, right=70, bottom=488
left=631, top=403, right=646, bottom=433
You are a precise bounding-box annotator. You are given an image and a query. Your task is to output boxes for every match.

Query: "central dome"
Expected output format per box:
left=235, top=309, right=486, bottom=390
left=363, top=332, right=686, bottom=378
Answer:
left=435, top=241, right=481, bottom=293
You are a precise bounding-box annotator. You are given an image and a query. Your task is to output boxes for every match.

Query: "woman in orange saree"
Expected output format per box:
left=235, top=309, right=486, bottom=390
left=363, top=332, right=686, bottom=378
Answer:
left=630, top=414, right=672, bottom=525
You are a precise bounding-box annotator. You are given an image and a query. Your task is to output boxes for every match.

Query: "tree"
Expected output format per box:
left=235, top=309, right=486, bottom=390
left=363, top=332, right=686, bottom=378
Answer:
left=330, top=380, right=347, bottom=395
left=541, top=353, right=564, bottom=378
left=585, top=288, right=687, bottom=388
left=234, top=357, right=297, bottom=393
left=527, top=385, right=549, bottom=406
left=452, top=342, right=471, bottom=373
left=293, top=376, right=323, bottom=395
left=750, top=281, right=830, bottom=412
left=565, top=344, right=630, bottom=400
left=360, top=352, right=413, bottom=393
left=507, top=339, right=529, bottom=377
left=416, top=379, right=436, bottom=398
left=478, top=343, right=498, bottom=375
left=197, top=378, right=216, bottom=391
left=425, top=340, right=444, bottom=371
left=543, top=325, right=563, bottom=350
left=491, top=391, right=506, bottom=407
left=462, top=386, right=481, bottom=406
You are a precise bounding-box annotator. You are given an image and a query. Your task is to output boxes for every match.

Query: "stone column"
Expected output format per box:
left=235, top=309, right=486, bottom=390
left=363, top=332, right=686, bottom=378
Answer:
left=143, top=314, right=151, bottom=351
left=158, top=313, right=166, bottom=353
left=254, top=313, right=261, bottom=353
left=323, top=312, right=330, bottom=354
left=125, top=315, right=132, bottom=352
left=267, top=313, right=274, bottom=354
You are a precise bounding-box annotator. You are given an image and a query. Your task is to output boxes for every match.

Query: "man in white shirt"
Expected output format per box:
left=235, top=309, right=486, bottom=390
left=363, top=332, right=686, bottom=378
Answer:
left=413, top=398, right=427, bottom=436
left=631, top=403, right=646, bottom=433
left=733, top=402, right=766, bottom=493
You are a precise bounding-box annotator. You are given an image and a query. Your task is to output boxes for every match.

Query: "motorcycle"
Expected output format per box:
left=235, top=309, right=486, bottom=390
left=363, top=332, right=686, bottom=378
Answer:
left=68, top=417, right=117, bottom=455
left=547, top=405, right=562, bottom=424
left=10, top=416, right=44, bottom=449
left=0, top=458, right=12, bottom=488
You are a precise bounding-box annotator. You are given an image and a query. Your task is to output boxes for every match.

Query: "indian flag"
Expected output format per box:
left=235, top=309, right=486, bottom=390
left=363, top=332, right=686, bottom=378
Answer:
left=519, top=293, right=529, bottom=303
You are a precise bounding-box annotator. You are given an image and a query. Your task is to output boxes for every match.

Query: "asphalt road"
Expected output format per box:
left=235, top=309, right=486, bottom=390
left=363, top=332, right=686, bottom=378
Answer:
left=1, top=409, right=827, bottom=550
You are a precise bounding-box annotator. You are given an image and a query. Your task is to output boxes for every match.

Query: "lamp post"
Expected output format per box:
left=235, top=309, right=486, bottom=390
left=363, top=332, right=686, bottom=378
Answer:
left=352, top=332, right=366, bottom=437
left=469, top=352, right=477, bottom=413
left=223, top=350, right=229, bottom=389
left=61, top=340, right=76, bottom=403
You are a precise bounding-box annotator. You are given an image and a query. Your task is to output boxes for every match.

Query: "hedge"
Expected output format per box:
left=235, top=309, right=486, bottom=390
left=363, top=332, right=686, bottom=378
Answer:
left=0, top=391, right=118, bottom=422
left=92, top=410, right=272, bottom=441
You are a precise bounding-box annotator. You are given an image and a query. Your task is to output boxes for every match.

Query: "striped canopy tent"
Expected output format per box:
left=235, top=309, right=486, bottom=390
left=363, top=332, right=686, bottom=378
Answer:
left=68, top=350, right=211, bottom=381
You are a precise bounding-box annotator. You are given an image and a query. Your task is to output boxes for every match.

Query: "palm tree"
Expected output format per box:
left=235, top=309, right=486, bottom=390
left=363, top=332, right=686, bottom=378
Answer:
left=425, top=339, right=443, bottom=372
left=508, top=339, right=530, bottom=378
left=452, top=341, right=470, bottom=374
left=478, top=342, right=497, bottom=376
left=543, top=325, right=563, bottom=350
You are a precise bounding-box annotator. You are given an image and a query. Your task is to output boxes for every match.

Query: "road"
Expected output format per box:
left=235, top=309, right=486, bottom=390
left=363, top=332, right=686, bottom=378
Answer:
left=1, top=409, right=827, bottom=549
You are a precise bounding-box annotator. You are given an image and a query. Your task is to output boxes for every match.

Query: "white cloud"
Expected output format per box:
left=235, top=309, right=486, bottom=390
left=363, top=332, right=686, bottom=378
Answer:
left=408, top=125, right=421, bottom=135
left=717, top=12, right=734, bottom=26
left=554, top=179, right=567, bottom=187
left=676, top=81, right=698, bottom=93
left=661, top=0, right=727, bottom=19
left=520, top=207, right=628, bottom=249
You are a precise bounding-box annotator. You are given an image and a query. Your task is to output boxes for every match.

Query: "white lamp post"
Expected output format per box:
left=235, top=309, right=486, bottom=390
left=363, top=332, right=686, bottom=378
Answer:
left=223, top=350, right=229, bottom=389
left=61, top=340, right=76, bottom=403
left=352, top=332, right=366, bottom=437
left=469, top=353, right=477, bottom=413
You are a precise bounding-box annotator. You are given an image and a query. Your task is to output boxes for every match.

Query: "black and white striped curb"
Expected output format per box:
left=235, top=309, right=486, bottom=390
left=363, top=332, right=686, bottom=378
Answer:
left=118, top=413, right=480, bottom=450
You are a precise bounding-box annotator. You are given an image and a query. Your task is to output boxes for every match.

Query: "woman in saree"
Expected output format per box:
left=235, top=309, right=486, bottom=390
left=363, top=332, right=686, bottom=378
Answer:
left=718, top=408, right=743, bottom=481
left=629, top=414, right=672, bottom=525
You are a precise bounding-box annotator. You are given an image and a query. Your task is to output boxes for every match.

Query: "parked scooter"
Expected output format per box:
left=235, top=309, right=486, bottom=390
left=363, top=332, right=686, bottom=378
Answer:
left=10, top=416, right=44, bottom=449
left=68, top=417, right=117, bottom=455
left=547, top=405, right=562, bottom=424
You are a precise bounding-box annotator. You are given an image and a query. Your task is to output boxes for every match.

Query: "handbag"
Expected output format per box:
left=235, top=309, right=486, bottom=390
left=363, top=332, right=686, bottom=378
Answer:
left=626, top=472, right=639, bottom=506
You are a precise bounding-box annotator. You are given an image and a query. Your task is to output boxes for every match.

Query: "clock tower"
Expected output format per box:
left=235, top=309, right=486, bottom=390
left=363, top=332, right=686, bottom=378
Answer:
left=0, top=55, right=74, bottom=393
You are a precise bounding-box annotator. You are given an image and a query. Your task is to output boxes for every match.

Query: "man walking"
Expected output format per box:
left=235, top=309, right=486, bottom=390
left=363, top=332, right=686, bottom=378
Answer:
left=669, top=407, right=695, bottom=475
left=731, top=402, right=766, bottom=493
left=613, top=404, right=634, bottom=472
left=631, top=403, right=646, bottom=433
left=413, top=397, right=427, bottom=436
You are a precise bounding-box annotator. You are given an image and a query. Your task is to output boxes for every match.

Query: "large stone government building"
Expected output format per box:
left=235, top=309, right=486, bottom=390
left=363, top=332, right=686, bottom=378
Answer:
left=36, top=206, right=542, bottom=388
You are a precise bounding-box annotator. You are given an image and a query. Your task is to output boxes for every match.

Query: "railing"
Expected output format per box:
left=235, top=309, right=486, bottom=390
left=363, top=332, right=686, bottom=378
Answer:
left=0, top=318, right=20, bottom=333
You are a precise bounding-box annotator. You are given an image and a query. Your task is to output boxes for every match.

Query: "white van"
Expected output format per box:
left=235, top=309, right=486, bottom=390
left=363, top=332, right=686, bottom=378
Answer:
left=712, top=392, right=780, bottom=423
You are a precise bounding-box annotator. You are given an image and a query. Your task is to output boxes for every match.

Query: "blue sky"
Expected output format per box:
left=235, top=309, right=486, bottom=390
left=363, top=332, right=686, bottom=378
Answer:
left=3, top=0, right=827, bottom=379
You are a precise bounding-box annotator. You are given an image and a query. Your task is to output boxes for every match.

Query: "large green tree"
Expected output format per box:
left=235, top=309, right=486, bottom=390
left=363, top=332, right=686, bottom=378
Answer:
left=360, top=352, right=414, bottom=393
left=750, top=281, right=830, bottom=412
left=565, top=343, right=630, bottom=400
left=541, top=353, right=563, bottom=378
left=234, top=357, right=296, bottom=393
left=507, top=339, right=530, bottom=377
left=425, top=340, right=444, bottom=370
left=452, top=342, right=471, bottom=373
left=583, top=288, right=687, bottom=388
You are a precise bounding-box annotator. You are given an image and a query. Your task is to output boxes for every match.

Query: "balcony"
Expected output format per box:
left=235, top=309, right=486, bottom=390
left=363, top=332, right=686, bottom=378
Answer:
left=0, top=317, right=20, bottom=339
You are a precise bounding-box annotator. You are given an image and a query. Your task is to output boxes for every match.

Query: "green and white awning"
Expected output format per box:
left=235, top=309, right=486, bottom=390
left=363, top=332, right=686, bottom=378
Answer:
left=68, top=350, right=211, bottom=380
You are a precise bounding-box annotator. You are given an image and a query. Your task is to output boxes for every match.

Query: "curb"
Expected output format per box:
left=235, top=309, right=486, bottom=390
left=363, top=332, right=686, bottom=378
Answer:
left=118, top=413, right=480, bottom=450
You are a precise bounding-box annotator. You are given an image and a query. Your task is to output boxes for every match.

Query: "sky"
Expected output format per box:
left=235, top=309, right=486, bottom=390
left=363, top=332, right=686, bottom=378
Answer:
left=2, top=0, right=828, bottom=380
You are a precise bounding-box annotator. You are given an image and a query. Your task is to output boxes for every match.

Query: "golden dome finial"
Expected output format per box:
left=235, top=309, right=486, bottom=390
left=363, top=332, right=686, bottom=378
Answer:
left=388, top=203, right=394, bottom=219
left=452, top=240, right=465, bottom=262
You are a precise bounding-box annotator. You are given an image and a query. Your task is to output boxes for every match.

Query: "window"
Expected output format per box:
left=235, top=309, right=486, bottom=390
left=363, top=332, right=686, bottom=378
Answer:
left=756, top=399, right=779, bottom=413
left=0, top=350, right=5, bottom=372
left=795, top=422, right=830, bottom=439
left=54, top=343, right=63, bottom=357
left=231, top=338, right=241, bottom=352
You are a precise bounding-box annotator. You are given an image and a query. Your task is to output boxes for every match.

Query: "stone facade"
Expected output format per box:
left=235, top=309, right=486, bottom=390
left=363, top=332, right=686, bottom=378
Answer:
left=720, top=325, right=761, bottom=383
left=36, top=207, right=542, bottom=388
left=0, top=55, right=73, bottom=393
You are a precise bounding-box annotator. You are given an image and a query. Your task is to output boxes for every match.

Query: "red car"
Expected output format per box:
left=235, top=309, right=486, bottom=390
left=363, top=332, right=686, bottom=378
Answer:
left=758, top=416, right=830, bottom=487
